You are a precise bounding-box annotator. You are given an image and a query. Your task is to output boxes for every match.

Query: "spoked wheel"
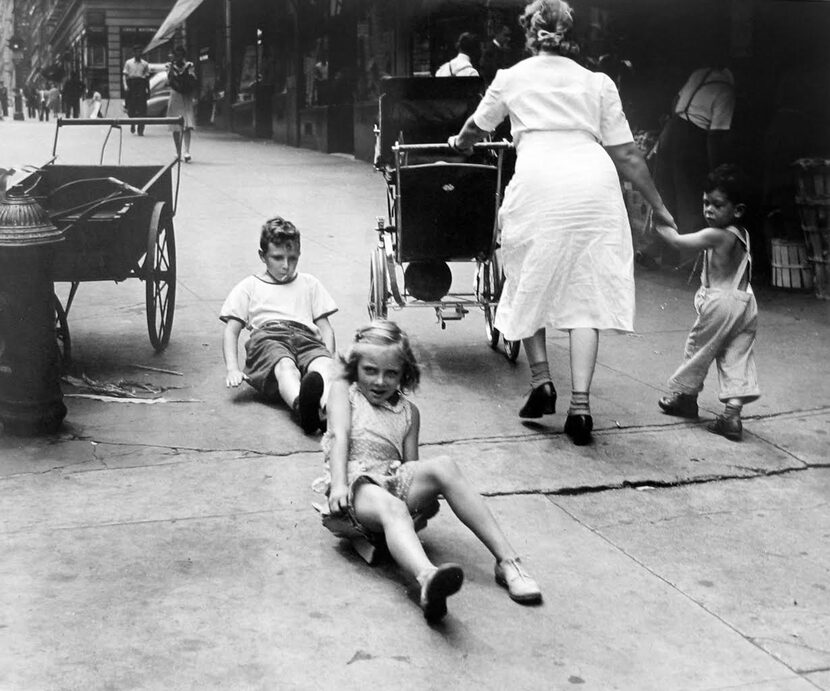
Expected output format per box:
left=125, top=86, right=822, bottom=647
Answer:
left=145, top=202, right=177, bottom=351
left=54, top=294, right=71, bottom=369
left=480, top=254, right=520, bottom=362
left=368, top=245, right=389, bottom=320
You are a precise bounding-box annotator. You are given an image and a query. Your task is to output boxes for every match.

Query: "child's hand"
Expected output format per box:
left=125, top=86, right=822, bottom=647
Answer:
left=225, top=369, right=248, bottom=388
left=328, top=485, right=350, bottom=515
left=652, top=206, right=676, bottom=230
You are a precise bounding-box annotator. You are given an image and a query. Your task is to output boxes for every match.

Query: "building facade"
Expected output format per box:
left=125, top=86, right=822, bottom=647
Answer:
left=15, top=0, right=175, bottom=115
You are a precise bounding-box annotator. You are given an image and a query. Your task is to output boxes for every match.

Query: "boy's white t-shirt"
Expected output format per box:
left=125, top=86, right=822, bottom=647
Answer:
left=220, top=272, right=338, bottom=337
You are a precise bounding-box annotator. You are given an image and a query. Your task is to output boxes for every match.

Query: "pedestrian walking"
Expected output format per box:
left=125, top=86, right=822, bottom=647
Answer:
left=220, top=216, right=337, bottom=434
left=122, top=45, right=150, bottom=134
left=0, top=82, right=8, bottom=118
left=435, top=32, right=480, bottom=77
left=166, top=46, right=197, bottom=161
left=39, top=86, right=49, bottom=121
left=25, top=85, right=38, bottom=119
left=655, top=165, right=759, bottom=442
left=62, top=73, right=83, bottom=119
left=312, top=320, right=542, bottom=622
left=448, top=0, right=674, bottom=445
left=47, top=83, right=61, bottom=119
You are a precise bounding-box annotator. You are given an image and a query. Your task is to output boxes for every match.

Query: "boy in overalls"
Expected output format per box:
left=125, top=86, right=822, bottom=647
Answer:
left=654, top=164, right=760, bottom=441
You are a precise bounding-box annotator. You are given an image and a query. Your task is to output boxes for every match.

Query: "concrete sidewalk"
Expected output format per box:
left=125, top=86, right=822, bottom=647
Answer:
left=1, top=120, right=829, bottom=690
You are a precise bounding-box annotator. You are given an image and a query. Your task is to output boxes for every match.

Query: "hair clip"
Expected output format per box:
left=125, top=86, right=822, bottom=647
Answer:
left=537, top=29, right=564, bottom=45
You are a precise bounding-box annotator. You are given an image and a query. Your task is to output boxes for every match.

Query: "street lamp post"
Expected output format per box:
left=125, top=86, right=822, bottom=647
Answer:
left=12, top=50, right=24, bottom=120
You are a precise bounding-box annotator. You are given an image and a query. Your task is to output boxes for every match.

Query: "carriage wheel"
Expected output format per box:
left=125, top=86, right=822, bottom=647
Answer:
left=481, top=255, right=520, bottom=362
left=368, top=245, right=388, bottom=320
left=54, top=294, right=71, bottom=369
left=145, top=202, right=177, bottom=351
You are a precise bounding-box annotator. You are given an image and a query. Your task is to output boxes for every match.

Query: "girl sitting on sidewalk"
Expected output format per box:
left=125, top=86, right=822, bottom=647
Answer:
left=313, top=320, right=542, bottom=622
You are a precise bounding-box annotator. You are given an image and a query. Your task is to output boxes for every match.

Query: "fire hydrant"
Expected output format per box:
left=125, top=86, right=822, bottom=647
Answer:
left=0, top=190, right=66, bottom=435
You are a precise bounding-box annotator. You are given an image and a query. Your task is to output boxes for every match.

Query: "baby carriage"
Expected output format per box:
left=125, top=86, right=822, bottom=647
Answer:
left=370, top=76, right=519, bottom=361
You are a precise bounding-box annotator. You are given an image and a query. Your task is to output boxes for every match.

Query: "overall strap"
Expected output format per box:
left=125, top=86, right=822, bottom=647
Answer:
left=725, top=225, right=751, bottom=290
left=700, top=225, right=751, bottom=290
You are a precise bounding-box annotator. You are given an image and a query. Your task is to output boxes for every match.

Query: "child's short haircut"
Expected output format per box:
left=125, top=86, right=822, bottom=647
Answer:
left=260, top=216, right=301, bottom=252
left=705, top=164, right=749, bottom=207
left=343, top=320, right=421, bottom=393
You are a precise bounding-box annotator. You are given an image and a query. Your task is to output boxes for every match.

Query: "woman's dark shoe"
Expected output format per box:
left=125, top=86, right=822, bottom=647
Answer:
left=564, top=414, right=593, bottom=445
left=519, top=382, right=557, bottom=418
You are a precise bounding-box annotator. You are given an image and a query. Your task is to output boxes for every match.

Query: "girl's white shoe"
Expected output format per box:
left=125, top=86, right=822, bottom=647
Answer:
left=495, top=558, right=542, bottom=603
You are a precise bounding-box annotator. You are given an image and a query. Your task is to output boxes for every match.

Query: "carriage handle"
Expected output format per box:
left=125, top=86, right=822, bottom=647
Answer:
left=392, top=140, right=512, bottom=153
left=51, top=118, right=184, bottom=215
left=52, top=117, right=185, bottom=158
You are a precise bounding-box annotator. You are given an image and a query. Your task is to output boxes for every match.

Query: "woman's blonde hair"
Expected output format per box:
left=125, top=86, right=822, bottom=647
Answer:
left=341, top=320, right=420, bottom=393
left=519, top=0, right=579, bottom=58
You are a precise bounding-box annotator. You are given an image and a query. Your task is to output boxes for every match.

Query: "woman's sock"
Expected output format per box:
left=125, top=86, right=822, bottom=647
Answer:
left=568, top=390, right=590, bottom=416
left=529, top=361, right=552, bottom=389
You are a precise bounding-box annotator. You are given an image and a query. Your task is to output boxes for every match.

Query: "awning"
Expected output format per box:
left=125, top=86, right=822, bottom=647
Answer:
left=144, top=0, right=206, bottom=54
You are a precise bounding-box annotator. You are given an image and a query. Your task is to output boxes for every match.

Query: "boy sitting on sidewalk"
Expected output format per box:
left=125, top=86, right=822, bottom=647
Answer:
left=654, top=164, right=760, bottom=441
left=221, top=216, right=337, bottom=434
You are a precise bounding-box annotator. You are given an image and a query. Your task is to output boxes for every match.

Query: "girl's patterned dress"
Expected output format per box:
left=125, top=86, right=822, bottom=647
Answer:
left=312, top=383, right=439, bottom=536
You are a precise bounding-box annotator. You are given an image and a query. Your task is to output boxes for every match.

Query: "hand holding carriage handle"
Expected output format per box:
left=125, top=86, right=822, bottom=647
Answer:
left=448, top=135, right=474, bottom=156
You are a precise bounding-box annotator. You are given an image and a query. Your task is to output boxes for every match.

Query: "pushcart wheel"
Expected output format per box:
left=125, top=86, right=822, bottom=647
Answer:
left=480, top=260, right=500, bottom=350
left=368, top=245, right=388, bottom=320
left=54, top=294, right=71, bottom=368
left=145, top=202, right=177, bottom=351
left=481, top=255, right=520, bottom=362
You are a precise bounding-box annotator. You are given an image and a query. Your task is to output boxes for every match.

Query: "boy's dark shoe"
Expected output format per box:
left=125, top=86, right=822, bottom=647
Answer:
left=658, top=392, right=699, bottom=419
left=296, top=371, right=324, bottom=434
left=707, top=415, right=742, bottom=441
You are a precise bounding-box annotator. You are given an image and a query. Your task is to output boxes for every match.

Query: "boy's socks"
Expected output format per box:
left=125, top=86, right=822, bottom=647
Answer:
left=529, top=361, right=553, bottom=389
left=567, top=390, right=590, bottom=416
left=724, top=402, right=743, bottom=419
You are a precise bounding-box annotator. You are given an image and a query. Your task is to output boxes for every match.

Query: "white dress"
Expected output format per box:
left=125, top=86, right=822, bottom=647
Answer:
left=166, top=61, right=196, bottom=131
left=473, top=55, right=636, bottom=339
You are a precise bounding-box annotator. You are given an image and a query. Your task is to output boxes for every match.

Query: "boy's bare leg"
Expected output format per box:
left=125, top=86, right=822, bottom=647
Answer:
left=273, top=357, right=301, bottom=409
left=352, top=483, right=434, bottom=578
left=406, top=458, right=515, bottom=562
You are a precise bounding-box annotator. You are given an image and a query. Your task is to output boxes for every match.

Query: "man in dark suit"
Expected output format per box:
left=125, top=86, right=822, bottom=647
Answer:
left=480, top=25, right=513, bottom=85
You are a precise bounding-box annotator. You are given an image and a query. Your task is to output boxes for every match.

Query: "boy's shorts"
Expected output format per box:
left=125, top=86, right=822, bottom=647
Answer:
left=244, top=321, right=331, bottom=400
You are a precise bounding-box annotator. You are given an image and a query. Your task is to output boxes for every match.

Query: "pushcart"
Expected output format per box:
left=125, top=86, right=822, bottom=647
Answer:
left=371, top=77, right=519, bottom=360
left=10, top=117, right=183, bottom=363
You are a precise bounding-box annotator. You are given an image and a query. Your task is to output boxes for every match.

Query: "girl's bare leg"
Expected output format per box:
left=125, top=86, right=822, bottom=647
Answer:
left=352, top=483, right=433, bottom=578
left=172, top=130, right=182, bottom=157
left=183, top=129, right=192, bottom=156
left=406, top=458, right=515, bottom=562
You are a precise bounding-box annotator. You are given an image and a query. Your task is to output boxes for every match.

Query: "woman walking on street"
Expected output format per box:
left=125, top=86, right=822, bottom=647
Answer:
left=167, top=46, right=197, bottom=162
left=448, top=0, right=674, bottom=445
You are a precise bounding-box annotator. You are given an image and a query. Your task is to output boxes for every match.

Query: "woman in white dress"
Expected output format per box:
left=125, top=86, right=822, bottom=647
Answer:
left=449, top=0, right=674, bottom=445
left=167, top=46, right=197, bottom=162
